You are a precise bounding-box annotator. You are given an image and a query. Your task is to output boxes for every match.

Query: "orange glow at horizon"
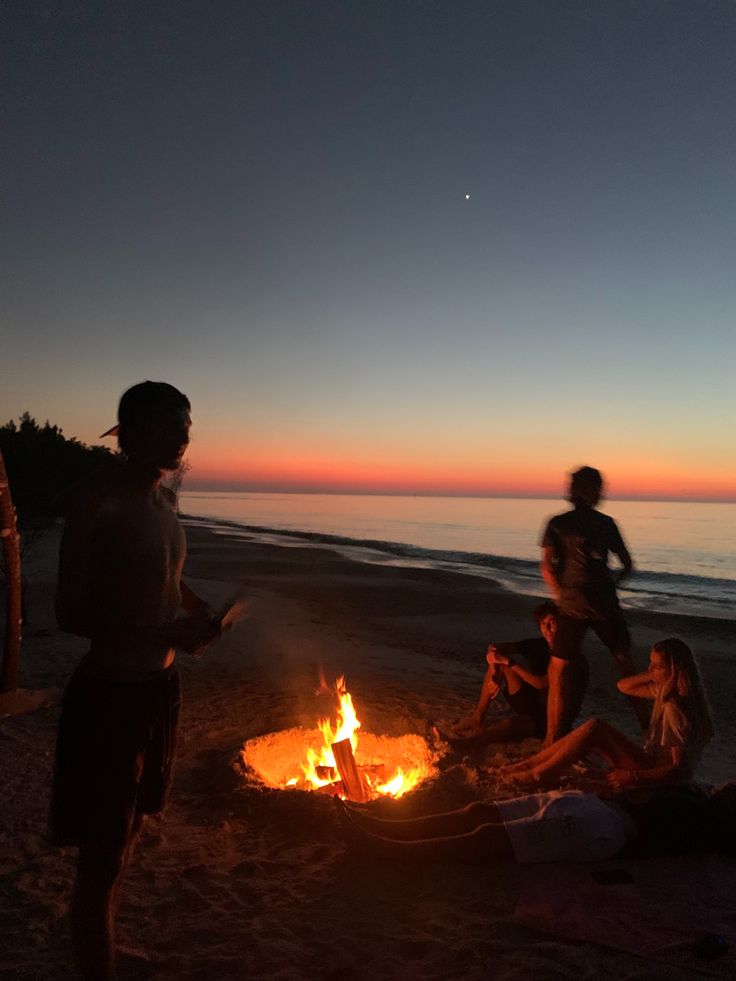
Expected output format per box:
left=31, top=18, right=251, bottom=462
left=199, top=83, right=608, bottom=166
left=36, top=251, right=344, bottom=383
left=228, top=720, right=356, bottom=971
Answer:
left=184, top=445, right=736, bottom=502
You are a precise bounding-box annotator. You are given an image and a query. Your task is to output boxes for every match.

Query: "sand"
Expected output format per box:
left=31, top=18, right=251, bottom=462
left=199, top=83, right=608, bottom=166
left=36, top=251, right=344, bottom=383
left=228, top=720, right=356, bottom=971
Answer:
left=1, top=520, right=735, bottom=980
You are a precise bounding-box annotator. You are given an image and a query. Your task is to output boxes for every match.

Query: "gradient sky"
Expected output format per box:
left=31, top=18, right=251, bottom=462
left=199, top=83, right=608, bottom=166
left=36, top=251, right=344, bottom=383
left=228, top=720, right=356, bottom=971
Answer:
left=3, top=1, right=735, bottom=500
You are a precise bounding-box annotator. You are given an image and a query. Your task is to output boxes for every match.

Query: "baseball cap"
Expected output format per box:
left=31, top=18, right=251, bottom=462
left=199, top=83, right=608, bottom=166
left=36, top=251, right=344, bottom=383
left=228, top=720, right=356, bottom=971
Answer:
left=100, top=381, right=190, bottom=438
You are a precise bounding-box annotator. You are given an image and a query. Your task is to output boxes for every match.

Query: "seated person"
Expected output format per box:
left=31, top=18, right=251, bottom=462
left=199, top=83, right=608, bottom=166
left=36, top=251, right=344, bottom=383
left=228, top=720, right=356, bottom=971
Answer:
left=437, top=602, right=558, bottom=747
left=499, top=637, right=713, bottom=791
left=342, top=781, right=735, bottom=864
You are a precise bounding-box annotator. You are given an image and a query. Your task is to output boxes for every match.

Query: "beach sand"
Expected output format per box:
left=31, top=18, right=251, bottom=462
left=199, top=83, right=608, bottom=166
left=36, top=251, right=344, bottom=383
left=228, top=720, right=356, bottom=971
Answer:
left=1, top=521, right=735, bottom=980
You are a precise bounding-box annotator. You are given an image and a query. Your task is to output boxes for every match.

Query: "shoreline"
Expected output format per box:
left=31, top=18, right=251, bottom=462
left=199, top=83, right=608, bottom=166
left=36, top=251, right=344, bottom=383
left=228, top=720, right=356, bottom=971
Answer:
left=182, top=513, right=736, bottom=622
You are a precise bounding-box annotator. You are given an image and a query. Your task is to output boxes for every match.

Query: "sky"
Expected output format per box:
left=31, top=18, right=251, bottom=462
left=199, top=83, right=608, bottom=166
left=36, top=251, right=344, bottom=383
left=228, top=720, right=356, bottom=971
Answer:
left=3, top=1, right=735, bottom=501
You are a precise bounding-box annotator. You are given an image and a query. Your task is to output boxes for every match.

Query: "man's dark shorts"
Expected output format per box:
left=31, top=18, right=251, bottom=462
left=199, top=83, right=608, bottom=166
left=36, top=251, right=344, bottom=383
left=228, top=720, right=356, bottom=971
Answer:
left=552, top=612, right=631, bottom=663
left=50, top=665, right=181, bottom=848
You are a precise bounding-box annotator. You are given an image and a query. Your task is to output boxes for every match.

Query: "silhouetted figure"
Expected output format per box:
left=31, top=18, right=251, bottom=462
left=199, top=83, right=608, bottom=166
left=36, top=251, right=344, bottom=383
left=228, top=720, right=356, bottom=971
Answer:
left=50, top=382, right=222, bottom=981
left=540, top=467, right=646, bottom=743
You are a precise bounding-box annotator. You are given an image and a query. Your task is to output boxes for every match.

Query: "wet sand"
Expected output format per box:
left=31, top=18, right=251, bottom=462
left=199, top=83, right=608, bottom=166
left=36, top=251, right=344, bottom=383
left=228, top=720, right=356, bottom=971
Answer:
left=1, top=521, right=734, bottom=980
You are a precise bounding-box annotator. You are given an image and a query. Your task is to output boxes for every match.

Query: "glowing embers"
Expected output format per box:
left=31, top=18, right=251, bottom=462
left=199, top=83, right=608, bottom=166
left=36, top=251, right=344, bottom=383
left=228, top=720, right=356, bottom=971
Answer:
left=242, top=676, right=438, bottom=801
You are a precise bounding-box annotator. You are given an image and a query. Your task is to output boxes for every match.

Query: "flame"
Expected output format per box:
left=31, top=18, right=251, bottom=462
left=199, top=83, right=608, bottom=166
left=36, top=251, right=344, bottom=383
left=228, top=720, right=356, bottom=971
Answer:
left=297, top=676, right=424, bottom=799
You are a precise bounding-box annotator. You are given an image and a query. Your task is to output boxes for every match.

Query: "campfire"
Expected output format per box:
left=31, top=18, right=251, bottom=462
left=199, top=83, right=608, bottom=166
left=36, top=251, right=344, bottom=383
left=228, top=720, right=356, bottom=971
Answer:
left=242, top=676, right=438, bottom=802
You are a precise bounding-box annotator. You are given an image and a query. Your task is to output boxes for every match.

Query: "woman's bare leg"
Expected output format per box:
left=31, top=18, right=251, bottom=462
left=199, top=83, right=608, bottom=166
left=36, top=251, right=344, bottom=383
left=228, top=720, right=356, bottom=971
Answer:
left=346, top=800, right=502, bottom=840
left=502, top=717, right=649, bottom=784
left=500, top=719, right=600, bottom=773
left=580, top=718, right=650, bottom=769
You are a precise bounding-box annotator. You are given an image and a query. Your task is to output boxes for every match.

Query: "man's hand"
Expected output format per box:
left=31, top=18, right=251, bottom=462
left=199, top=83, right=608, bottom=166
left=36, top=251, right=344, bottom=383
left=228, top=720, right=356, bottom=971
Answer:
left=487, top=645, right=510, bottom=666
left=174, top=616, right=221, bottom=656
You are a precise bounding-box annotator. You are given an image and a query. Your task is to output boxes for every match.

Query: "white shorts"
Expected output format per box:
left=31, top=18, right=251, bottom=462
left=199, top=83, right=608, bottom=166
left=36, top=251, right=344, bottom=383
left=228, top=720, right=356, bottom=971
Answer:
left=495, top=790, right=635, bottom=864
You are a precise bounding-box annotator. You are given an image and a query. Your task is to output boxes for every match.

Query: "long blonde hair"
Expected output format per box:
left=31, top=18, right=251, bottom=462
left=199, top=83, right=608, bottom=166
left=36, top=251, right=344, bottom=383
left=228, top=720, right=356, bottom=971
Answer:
left=651, top=637, right=714, bottom=744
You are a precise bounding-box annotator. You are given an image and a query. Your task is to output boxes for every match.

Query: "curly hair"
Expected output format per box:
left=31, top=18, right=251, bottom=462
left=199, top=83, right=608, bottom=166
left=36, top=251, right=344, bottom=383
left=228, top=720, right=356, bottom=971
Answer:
left=567, top=466, right=603, bottom=508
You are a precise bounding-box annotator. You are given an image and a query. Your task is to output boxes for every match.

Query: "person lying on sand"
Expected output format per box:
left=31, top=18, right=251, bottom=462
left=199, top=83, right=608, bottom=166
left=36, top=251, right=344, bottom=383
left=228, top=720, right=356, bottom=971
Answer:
left=497, top=637, right=713, bottom=792
left=342, top=781, right=736, bottom=864
left=436, top=602, right=557, bottom=748
left=50, top=382, right=230, bottom=981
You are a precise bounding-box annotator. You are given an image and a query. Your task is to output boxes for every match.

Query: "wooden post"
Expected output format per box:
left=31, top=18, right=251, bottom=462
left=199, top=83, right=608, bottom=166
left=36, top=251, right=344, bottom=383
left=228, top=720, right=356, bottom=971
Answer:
left=0, top=449, right=21, bottom=694
left=331, top=738, right=371, bottom=803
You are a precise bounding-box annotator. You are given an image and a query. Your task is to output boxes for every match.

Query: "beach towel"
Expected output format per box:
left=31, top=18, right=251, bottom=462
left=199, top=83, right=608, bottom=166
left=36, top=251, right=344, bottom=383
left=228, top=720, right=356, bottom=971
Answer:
left=514, top=853, right=736, bottom=976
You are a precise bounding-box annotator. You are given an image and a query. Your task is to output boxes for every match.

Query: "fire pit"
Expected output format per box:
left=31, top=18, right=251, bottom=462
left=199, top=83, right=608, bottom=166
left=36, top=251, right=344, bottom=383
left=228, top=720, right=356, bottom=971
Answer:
left=242, top=676, right=439, bottom=801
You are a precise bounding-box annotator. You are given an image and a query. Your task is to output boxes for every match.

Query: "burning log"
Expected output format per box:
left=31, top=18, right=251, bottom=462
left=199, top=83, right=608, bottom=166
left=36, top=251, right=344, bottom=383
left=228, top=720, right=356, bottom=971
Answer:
left=315, top=765, right=337, bottom=781
left=331, top=738, right=371, bottom=803
left=360, top=763, right=387, bottom=781
left=314, top=780, right=344, bottom=797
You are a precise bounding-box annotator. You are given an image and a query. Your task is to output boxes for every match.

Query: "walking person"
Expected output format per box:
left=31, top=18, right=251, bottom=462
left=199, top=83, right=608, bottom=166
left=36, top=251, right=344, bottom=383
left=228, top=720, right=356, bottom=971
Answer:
left=540, top=466, right=646, bottom=743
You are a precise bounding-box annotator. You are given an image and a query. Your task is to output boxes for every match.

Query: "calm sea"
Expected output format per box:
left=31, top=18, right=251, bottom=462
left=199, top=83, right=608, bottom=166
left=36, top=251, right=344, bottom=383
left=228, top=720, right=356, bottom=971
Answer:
left=180, top=492, right=736, bottom=620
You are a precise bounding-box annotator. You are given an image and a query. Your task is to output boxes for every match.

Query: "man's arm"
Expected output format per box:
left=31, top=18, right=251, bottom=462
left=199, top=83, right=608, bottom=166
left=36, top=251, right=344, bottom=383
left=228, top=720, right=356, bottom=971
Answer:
left=487, top=643, right=547, bottom=689
left=180, top=581, right=211, bottom=618
left=509, top=661, right=548, bottom=690
left=617, top=670, right=656, bottom=698
left=610, top=522, right=634, bottom=586
left=540, top=545, right=560, bottom=598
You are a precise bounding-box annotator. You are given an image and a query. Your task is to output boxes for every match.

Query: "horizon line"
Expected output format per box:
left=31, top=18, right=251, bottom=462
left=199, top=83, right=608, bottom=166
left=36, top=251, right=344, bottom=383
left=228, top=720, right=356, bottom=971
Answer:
left=180, top=484, right=736, bottom=506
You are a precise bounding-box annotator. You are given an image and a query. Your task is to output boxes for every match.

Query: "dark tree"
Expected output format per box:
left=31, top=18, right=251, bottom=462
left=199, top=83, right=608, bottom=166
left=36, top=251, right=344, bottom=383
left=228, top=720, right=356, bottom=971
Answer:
left=0, top=413, right=114, bottom=521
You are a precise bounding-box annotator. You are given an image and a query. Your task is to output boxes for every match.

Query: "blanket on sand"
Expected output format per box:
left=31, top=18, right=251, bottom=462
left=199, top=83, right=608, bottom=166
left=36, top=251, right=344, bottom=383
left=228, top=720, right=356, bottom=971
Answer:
left=514, top=853, right=736, bottom=976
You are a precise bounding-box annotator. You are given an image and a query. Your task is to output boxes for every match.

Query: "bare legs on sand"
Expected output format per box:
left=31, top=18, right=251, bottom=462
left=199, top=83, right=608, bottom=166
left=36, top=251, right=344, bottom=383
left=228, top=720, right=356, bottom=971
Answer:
left=72, top=815, right=146, bottom=981
left=449, top=664, right=536, bottom=748
left=503, top=717, right=650, bottom=786
left=453, top=663, right=503, bottom=736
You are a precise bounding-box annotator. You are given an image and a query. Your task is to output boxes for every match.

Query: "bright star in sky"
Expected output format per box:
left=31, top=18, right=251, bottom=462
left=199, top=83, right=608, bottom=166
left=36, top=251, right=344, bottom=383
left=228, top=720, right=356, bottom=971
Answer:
left=465, top=193, right=471, bottom=200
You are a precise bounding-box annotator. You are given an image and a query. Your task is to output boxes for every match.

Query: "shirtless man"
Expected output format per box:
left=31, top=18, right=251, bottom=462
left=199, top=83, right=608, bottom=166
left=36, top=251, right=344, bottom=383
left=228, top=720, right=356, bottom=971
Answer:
left=51, top=381, right=223, bottom=981
left=540, top=466, right=646, bottom=744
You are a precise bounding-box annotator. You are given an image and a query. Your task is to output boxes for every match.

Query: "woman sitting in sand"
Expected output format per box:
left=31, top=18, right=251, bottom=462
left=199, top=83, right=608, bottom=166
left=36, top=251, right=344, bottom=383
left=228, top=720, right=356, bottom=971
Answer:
left=497, top=637, right=713, bottom=792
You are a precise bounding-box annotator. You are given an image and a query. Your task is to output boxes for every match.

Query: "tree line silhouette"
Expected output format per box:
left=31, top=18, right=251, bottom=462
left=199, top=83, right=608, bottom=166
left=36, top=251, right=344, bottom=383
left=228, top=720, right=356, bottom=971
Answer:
left=0, top=413, right=113, bottom=522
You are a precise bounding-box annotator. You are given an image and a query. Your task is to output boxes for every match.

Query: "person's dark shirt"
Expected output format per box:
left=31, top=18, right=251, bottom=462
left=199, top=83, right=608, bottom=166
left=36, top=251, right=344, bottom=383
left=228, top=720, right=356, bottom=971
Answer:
left=511, top=636, right=551, bottom=676
left=504, top=636, right=550, bottom=736
left=541, top=506, right=627, bottom=618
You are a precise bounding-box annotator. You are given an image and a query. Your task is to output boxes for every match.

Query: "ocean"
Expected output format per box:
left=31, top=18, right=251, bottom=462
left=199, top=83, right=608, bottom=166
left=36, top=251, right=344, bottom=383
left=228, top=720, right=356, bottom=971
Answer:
left=179, top=491, right=736, bottom=620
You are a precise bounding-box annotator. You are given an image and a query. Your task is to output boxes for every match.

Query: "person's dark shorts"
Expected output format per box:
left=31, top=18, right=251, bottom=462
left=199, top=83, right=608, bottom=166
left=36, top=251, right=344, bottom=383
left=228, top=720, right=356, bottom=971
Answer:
left=49, top=664, right=181, bottom=848
left=505, top=684, right=547, bottom=739
left=552, top=612, right=630, bottom=663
